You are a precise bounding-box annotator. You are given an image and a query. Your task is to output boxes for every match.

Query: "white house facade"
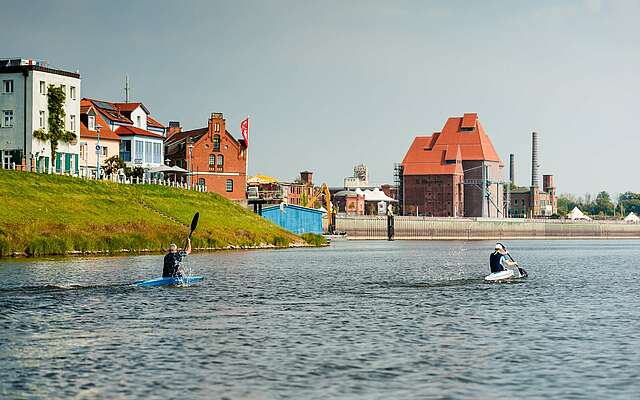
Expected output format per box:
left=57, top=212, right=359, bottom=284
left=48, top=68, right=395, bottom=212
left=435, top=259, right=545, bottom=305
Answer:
left=0, top=58, right=81, bottom=173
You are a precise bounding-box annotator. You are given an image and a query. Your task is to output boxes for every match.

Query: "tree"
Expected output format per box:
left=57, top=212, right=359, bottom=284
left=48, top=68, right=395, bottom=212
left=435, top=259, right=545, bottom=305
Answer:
left=103, top=155, right=126, bottom=176
left=32, top=85, right=76, bottom=172
left=594, top=191, right=614, bottom=216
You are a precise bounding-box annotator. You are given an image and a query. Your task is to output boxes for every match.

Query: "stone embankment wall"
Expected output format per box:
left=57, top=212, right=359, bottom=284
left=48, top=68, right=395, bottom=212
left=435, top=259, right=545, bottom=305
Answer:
left=334, top=216, right=640, bottom=240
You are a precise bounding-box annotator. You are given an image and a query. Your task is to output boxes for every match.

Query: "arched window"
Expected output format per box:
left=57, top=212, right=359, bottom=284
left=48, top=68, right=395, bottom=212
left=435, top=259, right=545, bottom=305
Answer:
left=226, top=179, right=233, bottom=192
left=208, top=154, right=215, bottom=167
left=213, top=135, right=220, bottom=151
left=217, top=154, right=224, bottom=170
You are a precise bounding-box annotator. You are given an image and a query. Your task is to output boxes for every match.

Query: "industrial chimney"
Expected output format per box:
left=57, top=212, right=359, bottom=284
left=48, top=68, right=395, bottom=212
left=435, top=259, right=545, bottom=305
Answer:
left=509, top=153, right=515, bottom=185
left=531, top=131, right=540, bottom=188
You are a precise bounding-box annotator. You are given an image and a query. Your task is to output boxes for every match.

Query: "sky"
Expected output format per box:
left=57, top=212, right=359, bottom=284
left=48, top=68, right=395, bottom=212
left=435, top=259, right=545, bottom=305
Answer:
left=3, top=0, right=639, bottom=196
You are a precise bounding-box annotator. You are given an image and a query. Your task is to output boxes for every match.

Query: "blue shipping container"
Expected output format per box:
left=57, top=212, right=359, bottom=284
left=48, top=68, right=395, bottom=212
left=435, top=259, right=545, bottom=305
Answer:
left=261, top=204, right=324, bottom=235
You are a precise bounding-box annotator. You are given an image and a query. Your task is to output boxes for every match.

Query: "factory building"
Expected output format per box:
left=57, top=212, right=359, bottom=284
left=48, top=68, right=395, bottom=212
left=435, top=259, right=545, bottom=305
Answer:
left=399, top=113, right=504, bottom=217
left=507, top=132, right=557, bottom=217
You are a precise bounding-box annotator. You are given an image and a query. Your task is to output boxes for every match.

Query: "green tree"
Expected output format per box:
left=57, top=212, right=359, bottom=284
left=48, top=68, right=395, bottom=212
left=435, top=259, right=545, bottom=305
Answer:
left=32, top=85, right=76, bottom=172
left=594, top=191, right=614, bottom=216
left=103, top=155, right=127, bottom=176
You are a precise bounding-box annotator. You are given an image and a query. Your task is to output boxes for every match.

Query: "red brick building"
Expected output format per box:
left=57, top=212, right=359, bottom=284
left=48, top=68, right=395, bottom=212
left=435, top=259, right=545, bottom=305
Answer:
left=164, top=113, right=247, bottom=201
left=400, top=113, right=503, bottom=217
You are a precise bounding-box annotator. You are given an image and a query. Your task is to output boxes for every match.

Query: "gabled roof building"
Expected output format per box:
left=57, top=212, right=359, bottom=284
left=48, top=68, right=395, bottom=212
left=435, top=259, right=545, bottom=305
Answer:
left=400, top=113, right=504, bottom=217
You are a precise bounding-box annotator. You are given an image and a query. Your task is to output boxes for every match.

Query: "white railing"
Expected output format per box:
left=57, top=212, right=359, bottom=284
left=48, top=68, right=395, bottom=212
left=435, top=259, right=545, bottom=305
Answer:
left=2, top=162, right=208, bottom=193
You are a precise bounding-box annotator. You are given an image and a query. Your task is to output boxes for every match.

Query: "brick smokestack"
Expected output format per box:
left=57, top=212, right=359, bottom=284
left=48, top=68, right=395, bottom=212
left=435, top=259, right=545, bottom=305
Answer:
left=509, top=153, right=515, bottom=185
left=531, top=131, right=540, bottom=188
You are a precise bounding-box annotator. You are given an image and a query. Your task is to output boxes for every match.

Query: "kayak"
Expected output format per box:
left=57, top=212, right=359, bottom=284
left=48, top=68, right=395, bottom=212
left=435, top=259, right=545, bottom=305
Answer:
left=484, top=267, right=528, bottom=282
left=134, top=276, right=204, bottom=287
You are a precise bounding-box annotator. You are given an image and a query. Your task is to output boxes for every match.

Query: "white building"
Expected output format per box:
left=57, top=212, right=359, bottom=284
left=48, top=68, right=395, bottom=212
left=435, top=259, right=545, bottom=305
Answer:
left=344, top=164, right=370, bottom=189
left=0, top=58, right=80, bottom=173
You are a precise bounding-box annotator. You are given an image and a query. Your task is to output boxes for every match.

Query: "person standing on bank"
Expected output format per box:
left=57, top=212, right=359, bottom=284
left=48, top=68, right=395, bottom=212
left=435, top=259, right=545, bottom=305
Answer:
left=163, top=239, right=192, bottom=278
left=490, top=243, right=517, bottom=273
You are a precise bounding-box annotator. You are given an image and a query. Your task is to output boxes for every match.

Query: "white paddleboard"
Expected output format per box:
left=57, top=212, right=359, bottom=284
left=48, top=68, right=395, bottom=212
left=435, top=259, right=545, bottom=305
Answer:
left=484, top=269, right=515, bottom=282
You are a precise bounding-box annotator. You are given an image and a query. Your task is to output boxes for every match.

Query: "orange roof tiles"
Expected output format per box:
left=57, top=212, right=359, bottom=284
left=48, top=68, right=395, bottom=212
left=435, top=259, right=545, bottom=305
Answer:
left=112, top=102, right=150, bottom=115
left=146, top=115, right=165, bottom=129
left=401, top=113, right=501, bottom=176
left=115, top=125, right=163, bottom=139
left=79, top=100, right=120, bottom=140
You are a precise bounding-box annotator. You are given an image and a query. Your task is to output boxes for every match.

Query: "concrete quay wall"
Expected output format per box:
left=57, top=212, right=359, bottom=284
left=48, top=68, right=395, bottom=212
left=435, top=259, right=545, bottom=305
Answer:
left=334, top=216, right=640, bottom=240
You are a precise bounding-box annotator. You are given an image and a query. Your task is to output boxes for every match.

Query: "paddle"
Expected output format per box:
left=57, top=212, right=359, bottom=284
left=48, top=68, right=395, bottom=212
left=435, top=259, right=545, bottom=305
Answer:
left=497, top=242, right=527, bottom=278
left=183, top=212, right=199, bottom=252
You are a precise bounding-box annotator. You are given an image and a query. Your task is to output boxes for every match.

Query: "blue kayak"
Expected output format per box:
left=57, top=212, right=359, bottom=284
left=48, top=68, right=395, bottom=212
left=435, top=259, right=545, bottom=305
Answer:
left=134, top=276, right=204, bottom=287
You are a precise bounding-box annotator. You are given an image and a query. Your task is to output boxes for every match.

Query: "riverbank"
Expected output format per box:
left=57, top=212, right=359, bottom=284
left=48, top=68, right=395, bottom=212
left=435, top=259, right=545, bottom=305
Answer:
left=336, top=215, right=640, bottom=239
left=0, top=170, right=320, bottom=257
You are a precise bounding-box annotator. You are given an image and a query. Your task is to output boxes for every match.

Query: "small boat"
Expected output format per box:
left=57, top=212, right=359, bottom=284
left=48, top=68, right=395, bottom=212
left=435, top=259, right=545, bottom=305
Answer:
left=484, top=267, right=528, bottom=282
left=134, top=276, right=204, bottom=287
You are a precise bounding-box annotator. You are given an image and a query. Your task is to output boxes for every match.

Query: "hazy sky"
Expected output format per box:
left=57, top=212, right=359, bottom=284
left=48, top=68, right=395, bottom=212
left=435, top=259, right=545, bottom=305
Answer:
left=4, top=0, right=639, bottom=195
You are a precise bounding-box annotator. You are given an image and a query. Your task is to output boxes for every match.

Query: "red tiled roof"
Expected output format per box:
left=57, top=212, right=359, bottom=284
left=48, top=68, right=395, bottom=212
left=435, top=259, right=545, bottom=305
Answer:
left=115, top=125, right=164, bottom=139
left=147, top=115, right=165, bottom=129
left=84, top=98, right=132, bottom=124
left=79, top=99, right=120, bottom=140
left=401, top=113, right=501, bottom=175
left=112, top=102, right=150, bottom=115
left=164, top=127, right=208, bottom=145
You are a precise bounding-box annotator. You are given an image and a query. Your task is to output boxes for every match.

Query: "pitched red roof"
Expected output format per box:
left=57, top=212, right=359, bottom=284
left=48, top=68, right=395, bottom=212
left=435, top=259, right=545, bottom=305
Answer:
left=164, top=127, right=208, bottom=145
left=401, top=113, right=501, bottom=176
left=115, top=125, right=163, bottom=139
left=112, top=102, right=150, bottom=115
left=85, top=98, right=132, bottom=124
left=79, top=99, right=120, bottom=140
left=147, top=115, right=165, bottom=129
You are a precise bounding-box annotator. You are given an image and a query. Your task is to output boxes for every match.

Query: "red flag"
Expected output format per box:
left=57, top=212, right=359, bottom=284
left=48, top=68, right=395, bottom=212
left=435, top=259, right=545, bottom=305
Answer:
left=240, top=117, right=249, bottom=147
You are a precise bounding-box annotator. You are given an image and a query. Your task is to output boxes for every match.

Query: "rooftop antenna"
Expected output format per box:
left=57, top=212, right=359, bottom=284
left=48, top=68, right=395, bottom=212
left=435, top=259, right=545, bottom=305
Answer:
left=124, top=75, right=130, bottom=103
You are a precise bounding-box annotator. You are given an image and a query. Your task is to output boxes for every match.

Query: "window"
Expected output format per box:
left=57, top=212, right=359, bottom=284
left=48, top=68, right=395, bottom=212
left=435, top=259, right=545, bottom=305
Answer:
left=88, top=115, right=95, bottom=131
left=217, top=154, right=224, bottom=169
left=120, top=140, right=132, bottom=162
left=137, top=115, right=141, bottom=127
left=2, top=80, right=13, bottom=93
left=152, top=142, right=161, bottom=163
left=514, top=199, right=518, bottom=205
left=213, top=134, right=220, bottom=151
left=60, top=84, right=66, bottom=94
left=39, top=111, right=45, bottom=128
left=214, top=122, right=220, bottom=132
left=198, top=178, right=205, bottom=186
left=102, top=147, right=108, bottom=156
left=135, top=140, right=143, bottom=162
left=80, top=144, right=86, bottom=160
left=39, top=81, right=46, bottom=94
left=3, top=111, right=14, bottom=127
left=209, top=154, right=215, bottom=167
left=70, top=115, right=76, bottom=132
left=226, top=179, right=233, bottom=192
left=144, top=142, right=153, bottom=163
left=70, top=86, right=76, bottom=100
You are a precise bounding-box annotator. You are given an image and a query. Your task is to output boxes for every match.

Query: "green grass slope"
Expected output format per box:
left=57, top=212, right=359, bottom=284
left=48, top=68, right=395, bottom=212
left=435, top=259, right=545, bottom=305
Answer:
left=0, top=170, right=304, bottom=256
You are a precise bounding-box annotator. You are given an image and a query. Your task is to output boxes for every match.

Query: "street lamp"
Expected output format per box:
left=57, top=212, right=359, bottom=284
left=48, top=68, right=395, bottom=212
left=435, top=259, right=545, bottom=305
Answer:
left=95, top=125, right=102, bottom=179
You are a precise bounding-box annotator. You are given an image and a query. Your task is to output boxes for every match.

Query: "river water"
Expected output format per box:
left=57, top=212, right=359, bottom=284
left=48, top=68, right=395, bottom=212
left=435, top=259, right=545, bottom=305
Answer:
left=1, top=240, right=639, bottom=399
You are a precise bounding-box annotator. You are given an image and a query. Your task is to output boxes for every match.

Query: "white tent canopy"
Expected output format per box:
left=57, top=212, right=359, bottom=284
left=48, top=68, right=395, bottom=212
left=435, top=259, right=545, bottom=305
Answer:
left=148, top=165, right=174, bottom=173
left=363, top=188, right=397, bottom=202
left=567, top=207, right=592, bottom=221
left=624, top=212, right=640, bottom=223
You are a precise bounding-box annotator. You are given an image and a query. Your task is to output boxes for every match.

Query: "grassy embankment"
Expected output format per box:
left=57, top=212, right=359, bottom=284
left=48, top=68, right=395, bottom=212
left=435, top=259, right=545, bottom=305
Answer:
left=0, top=170, right=322, bottom=257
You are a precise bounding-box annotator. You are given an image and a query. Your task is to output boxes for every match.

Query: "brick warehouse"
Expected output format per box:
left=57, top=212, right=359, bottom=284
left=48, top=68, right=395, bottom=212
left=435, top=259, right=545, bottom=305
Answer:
left=165, top=113, right=247, bottom=201
left=400, top=113, right=503, bottom=217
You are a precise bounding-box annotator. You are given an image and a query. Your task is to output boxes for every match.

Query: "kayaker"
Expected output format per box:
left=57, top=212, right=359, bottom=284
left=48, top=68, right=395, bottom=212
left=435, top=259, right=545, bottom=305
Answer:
left=163, top=239, right=191, bottom=278
left=490, top=243, right=517, bottom=273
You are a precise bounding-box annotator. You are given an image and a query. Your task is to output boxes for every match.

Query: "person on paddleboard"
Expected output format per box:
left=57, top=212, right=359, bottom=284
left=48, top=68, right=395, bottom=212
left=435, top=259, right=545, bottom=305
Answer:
left=163, top=239, right=192, bottom=278
left=489, top=243, right=517, bottom=273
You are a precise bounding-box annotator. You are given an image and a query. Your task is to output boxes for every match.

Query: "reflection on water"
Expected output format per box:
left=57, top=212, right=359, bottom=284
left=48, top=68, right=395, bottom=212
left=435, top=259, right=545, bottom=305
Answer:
left=2, top=240, right=640, bottom=399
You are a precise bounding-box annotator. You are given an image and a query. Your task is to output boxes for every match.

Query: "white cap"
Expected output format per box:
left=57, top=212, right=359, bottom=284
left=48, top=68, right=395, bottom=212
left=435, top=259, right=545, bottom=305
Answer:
left=495, top=243, right=503, bottom=250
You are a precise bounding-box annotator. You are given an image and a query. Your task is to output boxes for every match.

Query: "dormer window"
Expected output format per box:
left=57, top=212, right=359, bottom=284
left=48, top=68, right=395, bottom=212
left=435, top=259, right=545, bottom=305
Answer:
left=88, top=115, right=95, bottom=131
left=137, top=115, right=141, bottom=127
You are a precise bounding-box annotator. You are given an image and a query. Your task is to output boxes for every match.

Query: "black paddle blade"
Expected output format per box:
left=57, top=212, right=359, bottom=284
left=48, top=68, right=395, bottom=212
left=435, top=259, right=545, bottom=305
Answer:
left=190, top=212, right=200, bottom=233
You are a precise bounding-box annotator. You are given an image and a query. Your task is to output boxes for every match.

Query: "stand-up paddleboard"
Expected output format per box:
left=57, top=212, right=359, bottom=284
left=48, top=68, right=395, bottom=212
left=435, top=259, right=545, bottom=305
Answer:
left=134, top=276, right=204, bottom=287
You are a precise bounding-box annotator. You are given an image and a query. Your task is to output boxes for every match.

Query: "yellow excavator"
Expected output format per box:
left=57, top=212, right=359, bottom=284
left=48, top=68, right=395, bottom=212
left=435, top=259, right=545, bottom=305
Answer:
left=305, top=183, right=335, bottom=234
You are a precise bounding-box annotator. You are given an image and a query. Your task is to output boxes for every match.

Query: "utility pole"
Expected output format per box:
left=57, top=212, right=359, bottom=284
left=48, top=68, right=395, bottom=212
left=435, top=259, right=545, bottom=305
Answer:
left=124, top=75, right=130, bottom=103
left=95, top=126, right=101, bottom=179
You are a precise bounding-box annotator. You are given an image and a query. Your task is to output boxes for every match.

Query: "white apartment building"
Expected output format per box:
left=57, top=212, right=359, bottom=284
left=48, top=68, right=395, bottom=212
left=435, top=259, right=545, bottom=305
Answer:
left=0, top=58, right=81, bottom=173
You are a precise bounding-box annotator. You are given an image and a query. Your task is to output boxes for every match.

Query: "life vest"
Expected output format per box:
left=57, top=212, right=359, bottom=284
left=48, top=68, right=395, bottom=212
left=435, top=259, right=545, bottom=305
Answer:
left=489, top=251, right=505, bottom=273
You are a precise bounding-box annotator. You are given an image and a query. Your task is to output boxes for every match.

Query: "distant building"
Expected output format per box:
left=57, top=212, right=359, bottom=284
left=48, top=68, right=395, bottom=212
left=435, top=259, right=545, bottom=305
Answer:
left=344, top=164, right=369, bottom=189
left=0, top=58, right=81, bottom=173
left=284, top=171, right=315, bottom=206
left=164, top=112, right=247, bottom=201
left=510, top=175, right=557, bottom=217
left=400, top=113, right=503, bottom=217
left=78, top=100, right=120, bottom=178
left=81, top=98, right=166, bottom=176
